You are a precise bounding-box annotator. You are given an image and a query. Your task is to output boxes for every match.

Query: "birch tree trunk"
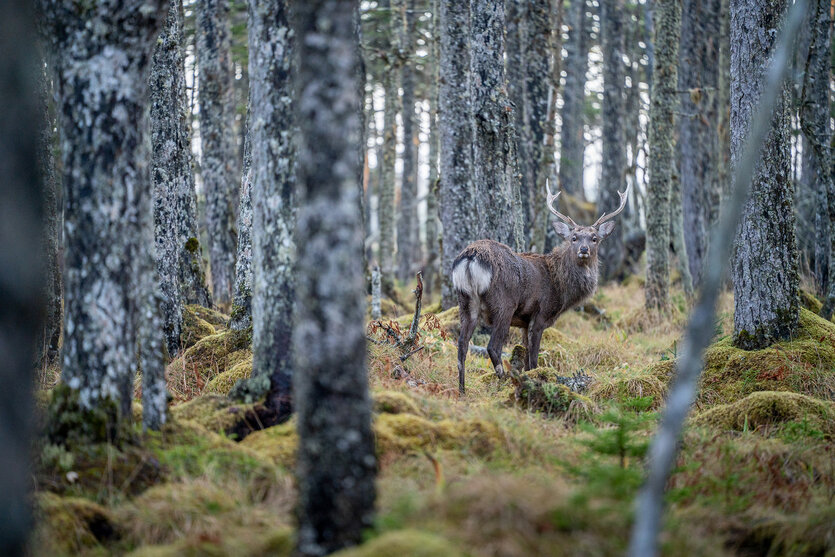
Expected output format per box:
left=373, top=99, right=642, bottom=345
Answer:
left=0, top=2, right=40, bottom=548
left=678, top=0, right=720, bottom=289
left=440, top=0, right=477, bottom=308
left=470, top=0, right=524, bottom=251
left=731, top=0, right=798, bottom=349
left=645, top=0, right=680, bottom=311
left=293, top=1, right=376, bottom=554
left=151, top=0, right=211, bottom=357
left=197, top=0, right=239, bottom=308
left=506, top=0, right=529, bottom=243
left=231, top=0, right=295, bottom=418
left=45, top=0, right=164, bottom=422
left=379, top=0, right=397, bottom=295
left=231, top=111, right=253, bottom=330
left=800, top=0, right=834, bottom=316
left=598, top=0, right=627, bottom=281
left=424, top=0, right=441, bottom=297
left=396, top=0, right=420, bottom=280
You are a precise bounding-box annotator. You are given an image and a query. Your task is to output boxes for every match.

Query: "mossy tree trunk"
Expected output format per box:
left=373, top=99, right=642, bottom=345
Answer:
left=678, top=0, right=720, bottom=289
left=799, top=0, right=835, bottom=317
left=0, top=1, right=41, bottom=549
left=36, top=55, right=63, bottom=372
left=396, top=0, right=420, bottom=281
left=731, top=0, right=798, bottom=349
left=231, top=110, right=253, bottom=331
left=44, top=0, right=165, bottom=422
left=439, top=0, right=477, bottom=308
left=197, top=0, right=239, bottom=308
left=151, top=0, right=211, bottom=357
left=558, top=0, right=588, bottom=203
left=470, top=0, right=524, bottom=251
left=231, top=0, right=296, bottom=418
left=598, top=0, right=627, bottom=281
left=379, top=0, right=397, bottom=296
left=645, top=0, right=680, bottom=311
left=293, top=1, right=376, bottom=554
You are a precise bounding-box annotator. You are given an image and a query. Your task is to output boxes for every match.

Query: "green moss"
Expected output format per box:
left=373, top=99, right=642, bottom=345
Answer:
left=239, top=421, right=298, bottom=467
left=167, top=327, right=252, bottom=400
left=799, top=289, right=823, bottom=315
left=184, top=237, right=200, bottom=253
left=205, top=358, right=253, bottom=396
left=373, top=391, right=423, bottom=416
left=185, top=305, right=229, bottom=328
left=508, top=368, right=596, bottom=420
left=375, top=413, right=502, bottom=457
left=44, top=383, right=127, bottom=447
left=700, top=309, right=835, bottom=405
left=332, top=530, right=465, bottom=557
left=125, top=527, right=292, bottom=557
left=169, top=395, right=257, bottom=434
left=181, top=306, right=216, bottom=350
left=692, top=391, right=835, bottom=439
left=588, top=361, right=673, bottom=409
left=33, top=492, right=119, bottom=555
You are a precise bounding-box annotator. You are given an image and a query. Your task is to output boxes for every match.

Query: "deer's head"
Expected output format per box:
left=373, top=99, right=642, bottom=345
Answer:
left=546, top=182, right=631, bottom=266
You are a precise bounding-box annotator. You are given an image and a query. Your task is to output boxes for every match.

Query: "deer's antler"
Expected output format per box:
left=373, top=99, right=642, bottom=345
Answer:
left=592, top=183, right=631, bottom=228
left=545, top=180, right=577, bottom=228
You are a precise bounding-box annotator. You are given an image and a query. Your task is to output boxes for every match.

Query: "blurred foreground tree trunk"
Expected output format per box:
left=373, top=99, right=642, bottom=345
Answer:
left=439, top=0, right=477, bottom=308
left=1, top=0, right=41, bottom=550
left=731, top=0, right=798, bottom=349
left=645, top=0, right=680, bottom=311
left=293, top=1, right=376, bottom=554
left=151, top=0, right=211, bottom=356
left=197, top=0, right=239, bottom=308
left=598, top=0, right=627, bottom=280
left=44, top=0, right=164, bottom=428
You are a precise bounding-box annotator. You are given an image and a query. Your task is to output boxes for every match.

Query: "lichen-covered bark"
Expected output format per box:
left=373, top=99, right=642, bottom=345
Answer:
left=293, top=2, right=376, bottom=554
left=197, top=0, right=239, bottom=308
left=439, top=0, right=477, bottom=308
left=379, top=0, right=397, bottom=295
left=396, top=0, right=420, bottom=280
left=598, top=0, right=627, bottom=281
left=799, top=0, right=834, bottom=316
left=731, top=0, right=798, bottom=349
left=558, top=0, right=588, bottom=197
left=505, top=0, right=529, bottom=242
left=0, top=2, right=40, bottom=549
left=645, top=0, right=680, bottom=311
left=43, top=0, right=164, bottom=419
left=678, top=0, right=720, bottom=288
left=424, top=0, right=441, bottom=297
left=231, top=110, right=253, bottom=331
left=36, top=56, right=63, bottom=371
left=151, top=0, right=211, bottom=357
left=716, top=0, right=731, bottom=204
left=470, top=0, right=524, bottom=251
left=233, top=0, right=295, bottom=416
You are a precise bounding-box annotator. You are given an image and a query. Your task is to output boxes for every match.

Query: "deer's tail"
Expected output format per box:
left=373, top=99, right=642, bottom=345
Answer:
left=452, top=255, right=492, bottom=306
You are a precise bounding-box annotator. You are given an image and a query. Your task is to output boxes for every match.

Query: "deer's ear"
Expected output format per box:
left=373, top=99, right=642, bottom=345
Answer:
left=597, top=220, right=616, bottom=238
left=553, top=221, right=572, bottom=240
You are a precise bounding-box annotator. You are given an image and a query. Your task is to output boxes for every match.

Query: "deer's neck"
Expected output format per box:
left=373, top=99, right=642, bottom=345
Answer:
left=548, top=245, right=599, bottom=311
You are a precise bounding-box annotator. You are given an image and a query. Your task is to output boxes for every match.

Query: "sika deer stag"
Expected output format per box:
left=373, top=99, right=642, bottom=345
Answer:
left=452, top=184, right=630, bottom=394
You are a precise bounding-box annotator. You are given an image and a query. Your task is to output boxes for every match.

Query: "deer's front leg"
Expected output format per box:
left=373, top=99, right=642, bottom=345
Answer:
left=527, top=319, right=546, bottom=371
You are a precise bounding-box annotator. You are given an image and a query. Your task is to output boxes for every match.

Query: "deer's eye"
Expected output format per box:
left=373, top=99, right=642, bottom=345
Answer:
left=592, top=237, right=597, bottom=243
left=571, top=236, right=577, bottom=242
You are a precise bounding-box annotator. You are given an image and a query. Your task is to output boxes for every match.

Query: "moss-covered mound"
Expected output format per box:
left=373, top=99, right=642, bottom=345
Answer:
left=205, top=358, right=253, bottom=396
left=508, top=368, right=596, bottom=420
left=588, top=360, right=674, bottom=409
left=699, top=309, right=835, bottom=405
left=185, top=305, right=229, bottom=328
left=799, top=289, right=823, bottom=315
left=167, top=327, right=253, bottom=401
left=34, top=492, right=120, bottom=555
left=332, top=530, right=465, bottom=557
left=692, top=391, right=835, bottom=438
left=373, top=390, right=424, bottom=416
left=125, top=527, right=293, bottom=557
left=240, top=421, right=298, bottom=467
left=181, top=306, right=216, bottom=350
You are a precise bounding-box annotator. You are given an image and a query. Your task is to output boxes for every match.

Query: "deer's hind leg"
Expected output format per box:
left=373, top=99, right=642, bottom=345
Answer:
left=457, top=292, right=479, bottom=394
left=487, top=313, right=512, bottom=379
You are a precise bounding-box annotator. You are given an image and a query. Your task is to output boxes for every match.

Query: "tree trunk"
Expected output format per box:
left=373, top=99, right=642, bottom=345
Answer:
left=231, top=0, right=295, bottom=418
left=731, top=0, right=798, bottom=349
left=36, top=56, right=63, bottom=373
left=151, top=0, right=211, bottom=357
left=506, top=0, right=529, bottom=244
left=470, top=0, right=524, bottom=251
left=677, top=0, right=720, bottom=289
left=717, top=0, right=731, bottom=204
left=379, top=0, right=397, bottom=295
left=45, top=0, right=164, bottom=423
left=439, top=0, right=477, bottom=308
left=645, top=0, right=680, bottom=311
left=800, top=0, right=833, bottom=316
left=424, top=0, right=441, bottom=298
left=231, top=110, right=253, bottom=330
left=293, top=2, right=376, bottom=555
left=197, top=0, right=239, bottom=308
left=598, top=0, right=627, bottom=281
left=558, top=0, right=588, bottom=201
left=0, top=2, right=41, bottom=549
left=396, top=0, right=420, bottom=280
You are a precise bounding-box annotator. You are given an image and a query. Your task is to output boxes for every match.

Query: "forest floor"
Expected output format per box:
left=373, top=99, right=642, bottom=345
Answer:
left=33, top=276, right=835, bottom=556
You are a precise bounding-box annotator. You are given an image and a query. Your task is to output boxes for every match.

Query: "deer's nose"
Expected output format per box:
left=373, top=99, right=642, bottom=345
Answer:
left=579, top=246, right=589, bottom=254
